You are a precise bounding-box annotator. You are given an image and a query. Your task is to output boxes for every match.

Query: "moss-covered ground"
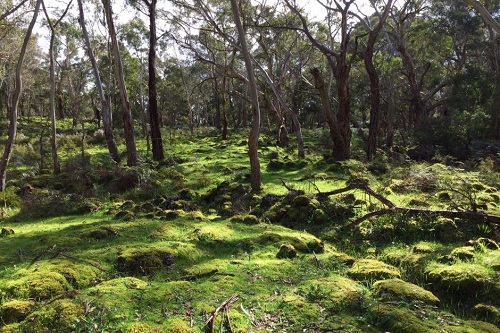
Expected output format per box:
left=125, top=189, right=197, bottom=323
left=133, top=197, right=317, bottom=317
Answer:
left=0, top=118, right=499, bottom=332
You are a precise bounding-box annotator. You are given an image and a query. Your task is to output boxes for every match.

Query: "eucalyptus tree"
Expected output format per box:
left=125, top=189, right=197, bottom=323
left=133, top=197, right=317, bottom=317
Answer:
left=41, top=0, right=73, bottom=174
left=102, top=0, right=138, bottom=166
left=350, top=0, right=393, bottom=160
left=77, top=0, right=121, bottom=164
left=286, top=0, right=356, bottom=161
left=127, top=0, right=164, bottom=161
left=0, top=0, right=41, bottom=191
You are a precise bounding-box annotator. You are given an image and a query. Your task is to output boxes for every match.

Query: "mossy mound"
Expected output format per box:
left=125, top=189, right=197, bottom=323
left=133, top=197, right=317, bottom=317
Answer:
left=277, top=243, right=297, bottom=259
left=302, top=276, right=364, bottom=311
left=124, top=322, right=161, bottom=332
left=0, top=300, right=36, bottom=324
left=116, top=248, right=174, bottom=275
left=347, top=259, right=401, bottom=281
left=369, top=304, right=436, bottom=332
left=317, top=251, right=355, bottom=267
left=21, top=299, right=83, bottom=333
left=81, top=227, right=119, bottom=240
left=52, top=261, right=101, bottom=288
left=3, top=270, right=70, bottom=300
left=425, top=262, right=496, bottom=295
left=471, top=304, right=500, bottom=327
left=369, top=304, right=500, bottom=333
left=0, top=323, right=20, bottom=333
left=372, top=279, right=440, bottom=305
left=450, top=246, right=476, bottom=261
left=467, top=238, right=500, bottom=251
left=162, top=317, right=195, bottom=332
left=434, top=218, right=462, bottom=242
left=0, top=227, right=14, bottom=237
left=259, top=232, right=324, bottom=253
left=231, top=214, right=259, bottom=225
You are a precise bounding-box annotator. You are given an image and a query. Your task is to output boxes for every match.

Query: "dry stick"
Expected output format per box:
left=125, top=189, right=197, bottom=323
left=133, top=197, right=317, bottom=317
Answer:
left=206, top=294, right=239, bottom=333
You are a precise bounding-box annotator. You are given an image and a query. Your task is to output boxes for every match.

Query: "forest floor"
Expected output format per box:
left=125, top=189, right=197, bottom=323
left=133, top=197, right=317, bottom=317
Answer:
left=0, top=118, right=500, bottom=332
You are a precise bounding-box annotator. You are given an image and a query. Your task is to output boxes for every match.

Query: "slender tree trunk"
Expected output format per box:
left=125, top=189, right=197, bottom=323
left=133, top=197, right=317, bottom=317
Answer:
left=230, top=0, right=261, bottom=191
left=221, top=75, right=228, bottom=140
left=102, top=0, right=138, bottom=166
left=0, top=0, right=41, bottom=191
left=144, top=0, right=164, bottom=161
left=365, top=0, right=392, bottom=160
left=77, top=0, right=120, bottom=164
left=310, top=68, right=346, bottom=158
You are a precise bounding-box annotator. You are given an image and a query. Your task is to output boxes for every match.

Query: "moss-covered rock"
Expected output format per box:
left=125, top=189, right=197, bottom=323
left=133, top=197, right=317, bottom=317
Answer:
left=231, top=214, right=259, bottom=225
left=471, top=304, right=500, bottom=327
left=425, top=262, right=496, bottom=295
left=125, top=322, right=161, bottom=332
left=116, top=248, right=174, bottom=275
left=413, top=243, right=436, bottom=254
left=467, top=238, right=500, bottom=251
left=21, top=299, right=83, bottom=333
left=434, top=218, right=462, bottom=242
left=0, top=323, right=21, bottom=333
left=450, top=246, right=476, bottom=261
left=372, top=279, right=440, bottom=305
left=277, top=243, right=297, bottom=259
left=302, top=276, right=364, bottom=311
left=347, top=259, right=401, bottom=281
left=3, top=270, right=70, bottom=300
left=0, top=227, right=14, bottom=237
left=0, top=300, right=36, bottom=324
left=369, top=304, right=437, bottom=332
left=259, top=232, right=324, bottom=253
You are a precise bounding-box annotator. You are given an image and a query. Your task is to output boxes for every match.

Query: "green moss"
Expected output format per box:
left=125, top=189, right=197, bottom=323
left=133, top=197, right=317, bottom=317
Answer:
left=0, top=299, right=36, bottom=324
left=302, top=276, right=364, bottom=311
left=161, top=317, right=194, bottom=332
left=0, top=323, right=21, bottom=333
left=434, top=218, right=462, bottom=242
left=259, top=232, right=324, bottom=253
left=425, top=262, right=496, bottom=295
left=21, top=299, right=83, bottom=333
left=3, top=270, right=70, bottom=300
left=369, top=304, right=436, bottom=332
left=347, top=259, right=401, bottom=281
left=231, top=214, right=259, bottom=225
left=372, top=279, right=440, bottom=305
left=277, top=243, right=297, bottom=259
left=450, top=246, right=476, bottom=260
left=125, top=322, right=161, bottom=332
left=471, top=304, right=500, bottom=326
left=467, top=238, right=500, bottom=251
left=116, top=248, right=174, bottom=275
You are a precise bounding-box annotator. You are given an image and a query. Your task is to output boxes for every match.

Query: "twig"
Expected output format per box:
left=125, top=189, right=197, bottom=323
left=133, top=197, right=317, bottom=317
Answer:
left=206, top=294, right=239, bottom=333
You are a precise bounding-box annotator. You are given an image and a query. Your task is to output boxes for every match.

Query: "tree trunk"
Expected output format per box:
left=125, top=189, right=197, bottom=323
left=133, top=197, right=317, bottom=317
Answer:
left=144, top=0, right=164, bottom=161
left=102, top=0, right=138, bottom=166
left=310, top=67, right=346, bottom=158
left=77, top=0, right=120, bottom=164
left=230, top=0, right=261, bottom=191
left=365, top=0, right=392, bottom=160
left=221, top=75, right=228, bottom=140
left=0, top=0, right=41, bottom=191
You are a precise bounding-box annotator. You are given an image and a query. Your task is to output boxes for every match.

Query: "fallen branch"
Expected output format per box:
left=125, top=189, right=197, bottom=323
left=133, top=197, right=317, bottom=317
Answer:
left=345, top=206, right=500, bottom=230
left=206, top=294, right=239, bottom=333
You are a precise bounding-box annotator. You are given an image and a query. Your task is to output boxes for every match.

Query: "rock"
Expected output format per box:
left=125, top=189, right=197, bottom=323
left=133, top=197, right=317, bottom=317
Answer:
left=372, top=279, right=440, bottom=305
left=449, top=246, right=476, bottom=260
left=471, top=304, right=500, bottom=327
left=116, top=248, right=174, bottom=275
left=0, top=227, right=14, bottom=237
left=0, top=300, right=35, bottom=324
left=277, top=244, right=297, bottom=259
left=434, top=218, right=462, bottom=242
left=347, top=259, right=401, bottom=281
left=425, top=262, right=495, bottom=295
left=467, top=238, right=499, bottom=251
left=21, top=299, right=83, bottom=333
